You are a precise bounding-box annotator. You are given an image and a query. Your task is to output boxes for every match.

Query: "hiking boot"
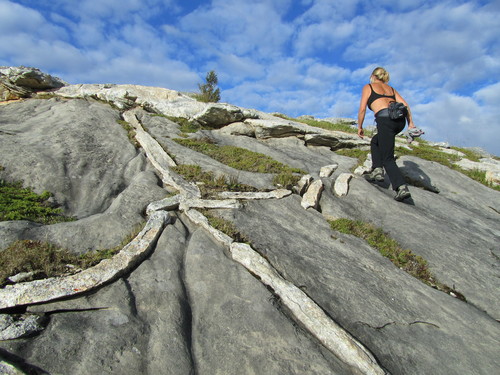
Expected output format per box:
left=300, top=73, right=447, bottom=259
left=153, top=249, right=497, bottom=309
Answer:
left=368, top=167, right=384, bottom=182
left=394, top=185, right=411, bottom=201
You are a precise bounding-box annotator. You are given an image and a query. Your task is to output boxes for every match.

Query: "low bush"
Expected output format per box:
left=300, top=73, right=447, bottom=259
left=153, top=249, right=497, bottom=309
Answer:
left=0, top=180, right=74, bottom=224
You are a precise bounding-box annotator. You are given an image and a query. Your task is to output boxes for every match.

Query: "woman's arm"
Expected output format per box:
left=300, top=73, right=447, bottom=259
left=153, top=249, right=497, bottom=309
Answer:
left=357, top=84, right=371, bottom=138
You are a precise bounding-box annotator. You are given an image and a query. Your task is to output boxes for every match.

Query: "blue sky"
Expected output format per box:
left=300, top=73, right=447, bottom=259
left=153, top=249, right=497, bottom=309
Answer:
left=1, top=0, right=499, bottom=155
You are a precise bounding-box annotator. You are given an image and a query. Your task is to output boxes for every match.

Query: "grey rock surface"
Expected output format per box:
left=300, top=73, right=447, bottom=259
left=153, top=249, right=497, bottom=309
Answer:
left=0, top=98, right=166, bottom=253
left=1, top=75, right=499, bottom=374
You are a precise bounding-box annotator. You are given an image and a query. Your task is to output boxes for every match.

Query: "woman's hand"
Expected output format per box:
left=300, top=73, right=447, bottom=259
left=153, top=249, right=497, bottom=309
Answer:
left=357, top=127, right=364, bottom=139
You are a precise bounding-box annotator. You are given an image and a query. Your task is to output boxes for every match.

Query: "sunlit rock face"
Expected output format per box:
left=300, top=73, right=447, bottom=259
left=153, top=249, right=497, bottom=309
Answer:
left=0, top=67, right=499, bottom=375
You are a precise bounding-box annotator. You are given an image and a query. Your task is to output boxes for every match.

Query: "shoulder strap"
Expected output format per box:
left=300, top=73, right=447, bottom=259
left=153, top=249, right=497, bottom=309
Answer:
left=369, top=84, right=373, bottom=92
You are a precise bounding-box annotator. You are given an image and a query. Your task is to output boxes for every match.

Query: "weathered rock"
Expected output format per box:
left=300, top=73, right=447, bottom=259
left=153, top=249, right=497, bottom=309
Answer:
left=55, top=83, right=205, bottom=115
left=0, top=211, right=170, bottom=309
left=454, top=157, right=500, bottom=186
left=193, top=103, right=258, bottom=128
left=321, top=117, right=357, bottom=125
left=1, top=66, right=66, bottom=101
left=230, top=242, right=385, bottom=375
left=333, top=173, right=353, bottom=196
left=301, top=179, right=324, bottom=210
left=295, top=174, right=314, bottom=195
left=320, top=164, right=339, bottom=178
left=0, top=66, right=66, bottom=90
left=0, top=314, right=48, bottom=340
left=305, top=132, right=369, bottom=150
left=0, top=362, right=25, bottom=375
left=229, top=196, right=500, bottom=375
left=245, top=117, right=311, bottom=139
left=215, top=121, right=255, bottom=137
left=217, top=189, right=291, bottom=200
left=146, top=195, right=182, bottom=215
left=354, top=154, right=372, bottom=176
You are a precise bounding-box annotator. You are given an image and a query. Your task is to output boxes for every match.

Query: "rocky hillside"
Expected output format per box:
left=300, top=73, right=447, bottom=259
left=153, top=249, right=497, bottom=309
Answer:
left=0, top=67, right=499, bottom=375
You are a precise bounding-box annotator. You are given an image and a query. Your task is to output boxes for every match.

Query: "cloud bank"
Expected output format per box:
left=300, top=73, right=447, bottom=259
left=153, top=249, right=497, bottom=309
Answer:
left=1, top=0, right=499, bottom=155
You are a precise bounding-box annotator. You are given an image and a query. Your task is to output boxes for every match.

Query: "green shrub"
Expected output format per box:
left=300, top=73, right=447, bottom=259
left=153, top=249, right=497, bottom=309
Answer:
left=193, top=70, right=221, bottom=103
left=0, top=180, right=74, bottom=224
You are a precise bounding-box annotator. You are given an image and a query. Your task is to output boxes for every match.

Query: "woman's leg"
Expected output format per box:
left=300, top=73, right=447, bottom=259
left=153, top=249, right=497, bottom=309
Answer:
left=375, top=118, right=406, bottom=190
left=370, top=133, right=382, bottom=168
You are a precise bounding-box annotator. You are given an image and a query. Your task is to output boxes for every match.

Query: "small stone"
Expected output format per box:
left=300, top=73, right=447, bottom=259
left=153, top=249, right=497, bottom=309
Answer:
left=334, top=173, right=353, bottom=196
left=319, top=164, right=339, bottom=178
left=301, top=180, right=324, bottom=210
left=294, top=175, right=313, bottom=196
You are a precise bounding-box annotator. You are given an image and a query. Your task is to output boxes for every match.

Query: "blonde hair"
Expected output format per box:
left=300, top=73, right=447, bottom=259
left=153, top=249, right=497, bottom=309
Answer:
left=371, top=67, right=390, bottom=83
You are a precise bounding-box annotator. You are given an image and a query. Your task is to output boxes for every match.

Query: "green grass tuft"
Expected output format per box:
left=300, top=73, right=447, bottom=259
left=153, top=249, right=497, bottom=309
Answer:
left=0, top=224, right=145, bottom=287
left=172, top=164, right=258, bottom=198
left=116, top=119, right=140, bottom=148
left=199, top=209, right=249, bottom=243
left=174, top=138, right=305, bottom=176
left=329, top=218, right=465, bottom=300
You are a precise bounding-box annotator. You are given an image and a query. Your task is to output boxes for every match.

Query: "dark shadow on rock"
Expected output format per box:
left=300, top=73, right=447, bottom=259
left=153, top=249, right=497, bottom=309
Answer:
left=400, top=160, right=440, bottom=193
left=363, top=175, right=391, bottom=189
left=0, top=348, right=50, bottom=375
left=400, top=196, right=416, bottom=206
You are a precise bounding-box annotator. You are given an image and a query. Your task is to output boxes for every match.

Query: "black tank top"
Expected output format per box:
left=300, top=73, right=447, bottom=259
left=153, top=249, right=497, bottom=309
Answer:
left=367, top=84, right=396, bottom=110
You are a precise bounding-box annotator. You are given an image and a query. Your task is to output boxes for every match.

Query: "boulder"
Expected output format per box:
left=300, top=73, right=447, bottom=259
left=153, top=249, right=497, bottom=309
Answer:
left=0, top=66, right=66, bottom=101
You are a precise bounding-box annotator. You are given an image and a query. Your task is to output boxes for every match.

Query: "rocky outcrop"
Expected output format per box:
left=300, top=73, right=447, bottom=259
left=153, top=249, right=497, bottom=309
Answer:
left=0, top=66, right=66, bottom=100
left=455, top=157, right=500, bottom=186
left=0, top=70, right=499, bottom=375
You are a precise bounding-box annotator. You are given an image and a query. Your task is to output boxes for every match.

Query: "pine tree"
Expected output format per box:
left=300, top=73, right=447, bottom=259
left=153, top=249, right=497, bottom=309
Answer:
left=196, top=70, right=221, bottom=103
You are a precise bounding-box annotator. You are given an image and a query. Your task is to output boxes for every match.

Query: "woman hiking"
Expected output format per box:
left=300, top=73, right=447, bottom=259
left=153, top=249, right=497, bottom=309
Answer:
left=357, top=67, right=415, bottom=201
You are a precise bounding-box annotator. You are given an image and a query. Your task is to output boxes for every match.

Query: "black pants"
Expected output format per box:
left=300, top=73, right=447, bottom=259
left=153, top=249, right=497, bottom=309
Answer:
left=371, top=110, right=406, bottom=190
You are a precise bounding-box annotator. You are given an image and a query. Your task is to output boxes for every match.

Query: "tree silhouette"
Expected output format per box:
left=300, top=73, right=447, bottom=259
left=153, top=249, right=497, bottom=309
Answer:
left=195, top=70, right=221, bottom=103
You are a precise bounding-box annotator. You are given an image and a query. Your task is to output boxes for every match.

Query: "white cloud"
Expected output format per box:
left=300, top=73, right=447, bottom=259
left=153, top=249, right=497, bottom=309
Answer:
left=0, top=1, right=68, bottom=40
left=177, top=0, right=293, bottom=59
left=474, top=82, right=500, bottom=106
left=413, top=92, right=499, bottom=154
left=1, top=0, right=499, bottom=155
